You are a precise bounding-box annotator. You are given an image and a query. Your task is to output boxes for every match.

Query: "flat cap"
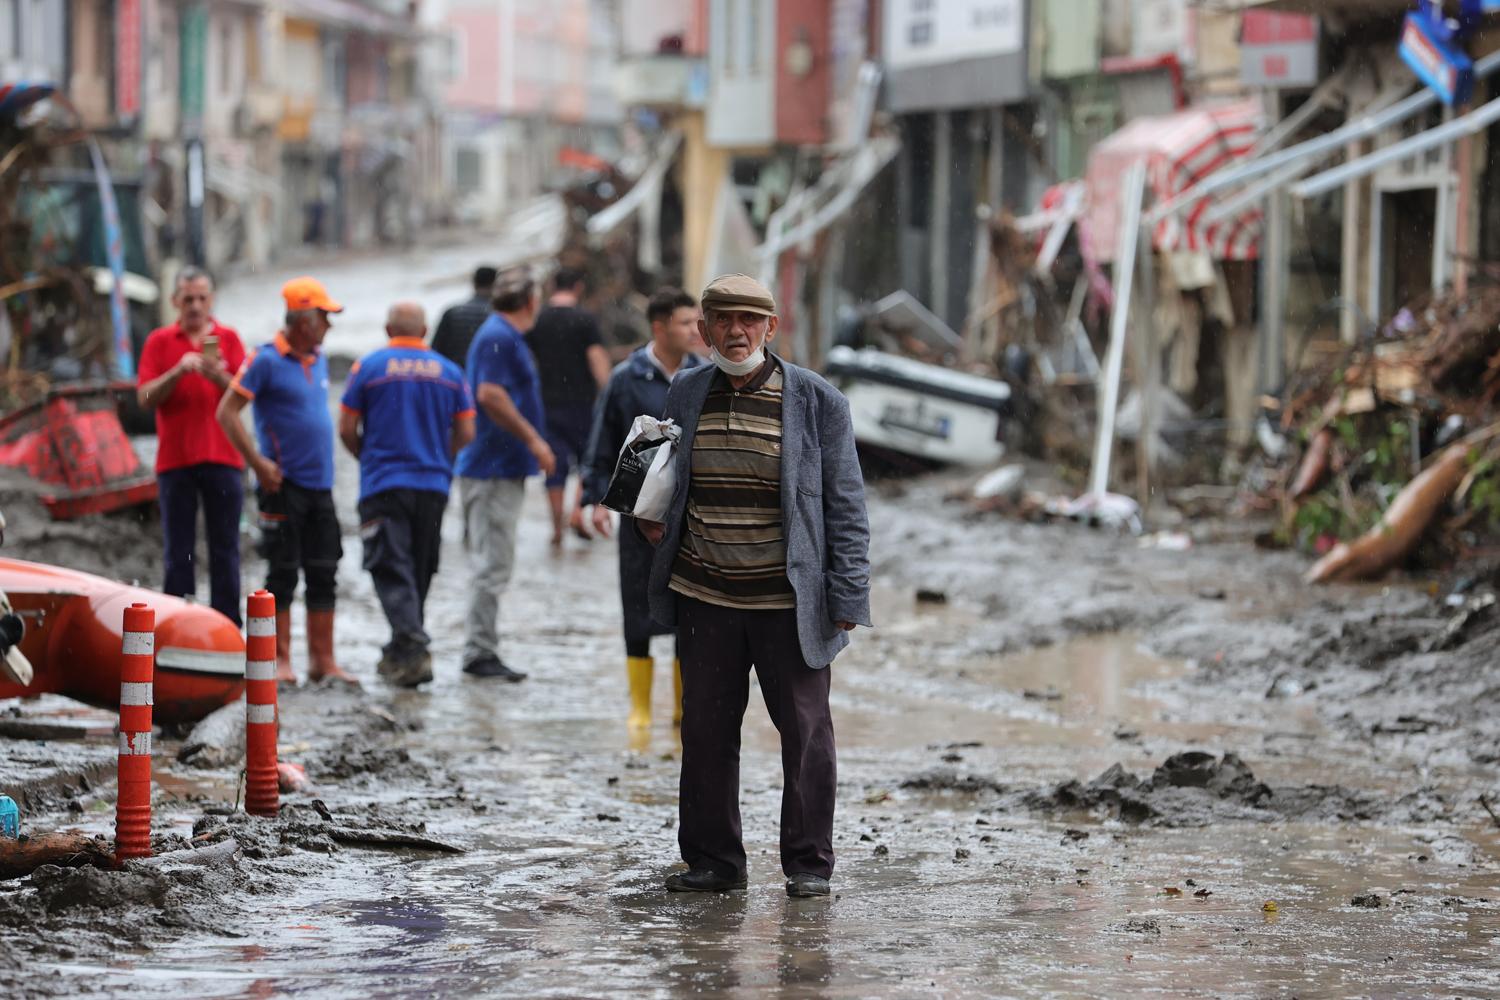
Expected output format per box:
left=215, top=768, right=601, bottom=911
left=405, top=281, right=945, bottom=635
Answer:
left=701, top=273, right=776, bottom=316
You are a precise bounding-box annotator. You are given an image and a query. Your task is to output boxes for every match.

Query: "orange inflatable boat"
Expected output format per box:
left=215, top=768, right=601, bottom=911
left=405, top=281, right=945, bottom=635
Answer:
left=0, top=558, right=245, bottom=725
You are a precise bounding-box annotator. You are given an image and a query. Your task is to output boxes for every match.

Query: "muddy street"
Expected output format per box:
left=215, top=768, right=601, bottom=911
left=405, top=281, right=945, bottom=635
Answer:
left=1, top=248, right=1498, bottom=997
left=3, top=477, right=1499, bottom=995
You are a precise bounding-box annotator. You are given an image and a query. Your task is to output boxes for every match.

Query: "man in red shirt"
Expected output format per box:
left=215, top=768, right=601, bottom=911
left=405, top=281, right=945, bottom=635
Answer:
left=136, top=267, right=248, bottom=625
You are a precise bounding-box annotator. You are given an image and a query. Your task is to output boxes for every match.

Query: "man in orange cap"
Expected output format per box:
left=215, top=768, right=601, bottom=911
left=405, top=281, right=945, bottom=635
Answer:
left=217, top=277, right=359, bottom=686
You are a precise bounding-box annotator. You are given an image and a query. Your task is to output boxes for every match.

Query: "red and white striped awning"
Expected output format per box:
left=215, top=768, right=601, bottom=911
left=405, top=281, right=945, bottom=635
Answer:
left=1085, top=100, right=1266, bottom=262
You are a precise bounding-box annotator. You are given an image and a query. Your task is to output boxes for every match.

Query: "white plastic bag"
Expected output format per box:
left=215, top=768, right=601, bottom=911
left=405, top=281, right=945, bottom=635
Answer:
left=601, top=416, right=680, bottom=521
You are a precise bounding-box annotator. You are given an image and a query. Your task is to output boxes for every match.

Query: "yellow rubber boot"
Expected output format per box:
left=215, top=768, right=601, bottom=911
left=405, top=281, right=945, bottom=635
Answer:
left=627, top=656, right=654, bottom=729
left=672, top=658, right=683, bottom=726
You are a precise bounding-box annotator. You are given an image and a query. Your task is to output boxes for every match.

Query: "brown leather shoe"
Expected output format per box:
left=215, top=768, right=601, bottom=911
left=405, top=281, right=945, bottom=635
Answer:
left=274, top=608, right=297, bottom=685
left=306, top=609, right=360, bottom=687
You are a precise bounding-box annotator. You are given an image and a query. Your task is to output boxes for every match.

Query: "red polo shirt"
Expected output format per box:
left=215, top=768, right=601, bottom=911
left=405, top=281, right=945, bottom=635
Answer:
left=137, top=321, right=247, bottom=473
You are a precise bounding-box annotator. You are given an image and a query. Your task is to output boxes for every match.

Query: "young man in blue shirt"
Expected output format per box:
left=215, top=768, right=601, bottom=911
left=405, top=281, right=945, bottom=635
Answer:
left=217, top=276, right=359, bottom=687
left=338, top=302, right=476, bottom=688
left=455, top=269, right=555, bottom=681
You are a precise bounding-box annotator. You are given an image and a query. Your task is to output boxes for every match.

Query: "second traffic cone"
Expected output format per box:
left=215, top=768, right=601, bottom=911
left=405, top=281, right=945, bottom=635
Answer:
left=672, top=658, right=683, bottom=726
left=627, top=656, right=653, bottom=729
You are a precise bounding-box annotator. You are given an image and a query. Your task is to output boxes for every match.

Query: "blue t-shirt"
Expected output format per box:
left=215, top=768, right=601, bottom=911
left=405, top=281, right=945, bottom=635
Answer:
left=341, top=339, right=476, bottom=501
left=231, top=333, right=335, bottom=491
left=455, top=314, right=546, bottom=480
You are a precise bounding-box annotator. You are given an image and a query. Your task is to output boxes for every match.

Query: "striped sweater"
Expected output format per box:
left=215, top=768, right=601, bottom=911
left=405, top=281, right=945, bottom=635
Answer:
left=668, top=359, right=795, bottom=610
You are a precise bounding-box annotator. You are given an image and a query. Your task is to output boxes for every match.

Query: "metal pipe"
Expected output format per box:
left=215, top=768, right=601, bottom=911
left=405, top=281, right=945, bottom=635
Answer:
left=1088, top=159, right=1147, bottom=499
left=1292, top=94, right=1500, bottom=199
left=1145, top=49, right=1500, bottom=224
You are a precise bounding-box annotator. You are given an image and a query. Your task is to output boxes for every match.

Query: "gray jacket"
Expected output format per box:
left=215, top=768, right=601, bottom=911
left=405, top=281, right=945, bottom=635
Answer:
left=646, top=358, right=872, bottom=667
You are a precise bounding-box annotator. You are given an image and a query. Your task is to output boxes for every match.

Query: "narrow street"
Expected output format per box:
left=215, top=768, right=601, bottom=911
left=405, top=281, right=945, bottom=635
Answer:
left=1, top=248, right=1498, bottom=997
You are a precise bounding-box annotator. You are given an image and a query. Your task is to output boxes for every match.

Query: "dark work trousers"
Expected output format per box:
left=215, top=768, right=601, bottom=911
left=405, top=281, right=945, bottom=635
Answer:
left=357, top=488, right=448, bottom=653
left=677, top=596, right=837, bottom=880
left=157, top=462, right=244, bottom=626
left=256, top=481, right=342, bottom=612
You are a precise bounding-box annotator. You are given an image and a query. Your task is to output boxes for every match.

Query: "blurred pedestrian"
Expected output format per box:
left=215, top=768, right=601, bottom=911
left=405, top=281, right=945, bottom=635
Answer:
left=136, top=267, right=247, bottom=625
left=636, top=274, right=871, bottom=898
left=339, top=303, right=476, bottom=688
left=526, top=267, right=610, bottom=545
left=456, top=269, right=556, bottom=681
left=582, top=287, right=701, bottom=735
left=217, top=277, right=358, bottom=687
left=432, top=265, right=497, bottom=370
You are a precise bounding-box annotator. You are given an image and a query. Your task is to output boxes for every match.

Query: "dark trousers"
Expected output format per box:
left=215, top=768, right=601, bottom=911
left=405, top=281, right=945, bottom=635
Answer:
left=158, top=463, right=244, bottom=626
left=257, top=481, right=342, bottom=612
left=357, top=488, right=447, bottom=652
left=677, top=596, right=837, bottom=880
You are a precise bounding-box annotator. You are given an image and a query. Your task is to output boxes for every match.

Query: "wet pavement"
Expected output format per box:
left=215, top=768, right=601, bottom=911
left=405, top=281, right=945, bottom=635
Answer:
left=3, top=244, right=1500, bottom=996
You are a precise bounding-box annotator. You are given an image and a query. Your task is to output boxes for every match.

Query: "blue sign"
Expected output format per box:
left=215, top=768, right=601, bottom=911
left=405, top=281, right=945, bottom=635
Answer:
left=1399, top=9, right=1474, bottom=106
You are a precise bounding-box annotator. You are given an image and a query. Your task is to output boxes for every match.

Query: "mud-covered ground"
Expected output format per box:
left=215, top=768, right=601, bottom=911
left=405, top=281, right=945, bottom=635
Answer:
left=2, top=245, right=1498, bottom=996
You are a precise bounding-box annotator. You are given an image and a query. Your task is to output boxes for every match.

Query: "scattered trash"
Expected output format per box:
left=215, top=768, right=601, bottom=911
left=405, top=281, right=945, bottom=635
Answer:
left=1141, top=531, right=1193, bottom=551
left=277, top=762, right=310, bottom=794
left=1262, top=900, right=1279, bottom=914
left=1351, top=893, right=1385, bottom=908
left=972, top=464, right=1026, bottom=502
left=915, top=588, right=949, bottom=604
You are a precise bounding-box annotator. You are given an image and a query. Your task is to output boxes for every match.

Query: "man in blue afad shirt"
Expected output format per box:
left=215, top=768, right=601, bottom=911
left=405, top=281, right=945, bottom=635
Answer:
left=456, top=269, right=555, bottom=681
left=339, top=302, right=476, bottom=688
left=218, top=276, right=359, bottom=687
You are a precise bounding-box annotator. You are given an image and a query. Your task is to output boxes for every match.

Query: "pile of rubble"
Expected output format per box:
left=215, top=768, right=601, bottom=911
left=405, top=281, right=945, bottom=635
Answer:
left=1256, top=284, right=1500, bottom=582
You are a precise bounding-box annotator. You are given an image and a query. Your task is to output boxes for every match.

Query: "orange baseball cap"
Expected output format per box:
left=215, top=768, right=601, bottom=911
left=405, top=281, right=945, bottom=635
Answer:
left=281, top=276, right=343, bottom=313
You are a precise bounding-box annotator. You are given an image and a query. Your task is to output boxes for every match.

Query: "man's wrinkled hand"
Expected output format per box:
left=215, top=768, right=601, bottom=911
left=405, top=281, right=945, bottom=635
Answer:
left=638, top=519, right=665, bottom=546
left=591, top=505, right=614, bottom=539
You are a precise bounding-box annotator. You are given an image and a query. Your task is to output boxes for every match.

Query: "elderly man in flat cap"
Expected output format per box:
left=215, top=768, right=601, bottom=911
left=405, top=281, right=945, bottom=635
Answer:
left=636, top=273, right=871, bottom=899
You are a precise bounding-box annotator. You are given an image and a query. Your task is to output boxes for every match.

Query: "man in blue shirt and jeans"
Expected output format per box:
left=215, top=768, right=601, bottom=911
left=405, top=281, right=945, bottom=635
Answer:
left=218, top=276, right=359, bottom=687
left=456, top=269, right=555, bottom=681
left=339, top=302, right=476, bottom=688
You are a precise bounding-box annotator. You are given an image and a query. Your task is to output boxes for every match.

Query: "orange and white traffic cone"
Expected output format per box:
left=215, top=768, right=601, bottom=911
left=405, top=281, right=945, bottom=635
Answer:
left=244, top=590, right=280, bottom=817
left=115, top=602, right=154, bottom=863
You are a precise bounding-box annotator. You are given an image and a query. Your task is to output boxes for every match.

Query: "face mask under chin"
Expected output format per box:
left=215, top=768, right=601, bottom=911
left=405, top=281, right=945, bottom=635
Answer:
left=709, top=344, right=766, bottom=377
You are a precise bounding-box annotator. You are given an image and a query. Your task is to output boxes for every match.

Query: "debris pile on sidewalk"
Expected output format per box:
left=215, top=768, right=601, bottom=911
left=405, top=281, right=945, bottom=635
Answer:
left=1254, top=284, right=1500, bottom=582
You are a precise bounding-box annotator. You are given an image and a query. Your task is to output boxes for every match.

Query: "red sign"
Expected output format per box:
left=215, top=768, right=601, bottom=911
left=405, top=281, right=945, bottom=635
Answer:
left=115, top=0, right=141, bottom=118
left=1242, top=12, right=1317, bottom=46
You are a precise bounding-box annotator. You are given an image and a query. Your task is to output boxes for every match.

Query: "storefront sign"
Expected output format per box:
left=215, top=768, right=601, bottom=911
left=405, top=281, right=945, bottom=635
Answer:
left=1241, top=12, right=1317, bottom=89
left=884, top=0, right=1022, bottom=70
left=882, top=0, right=1027, bottom=112
left=114, top=0, right=141, bottom=119
left=1399, top=10, right=1474, bottom=106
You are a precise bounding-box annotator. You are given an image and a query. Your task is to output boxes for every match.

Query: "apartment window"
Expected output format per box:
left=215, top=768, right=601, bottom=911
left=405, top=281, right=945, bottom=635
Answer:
left=720, top=0, right=735, bottom=75
left=219, top=20, right=233, bottom=94
left=745, top=0, right=760, bottom=73
left=0, top=0, right=15, bottom=60
left=454, top=148, right=482, bottom=193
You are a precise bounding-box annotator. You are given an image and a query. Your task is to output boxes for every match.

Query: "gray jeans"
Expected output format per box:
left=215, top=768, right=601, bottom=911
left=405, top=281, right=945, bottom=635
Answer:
left=459, top=476, right=526, bottom=664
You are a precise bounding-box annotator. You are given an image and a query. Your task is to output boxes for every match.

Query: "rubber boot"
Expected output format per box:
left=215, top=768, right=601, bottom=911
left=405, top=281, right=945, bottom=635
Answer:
left=672, top=658, right=683, bottom=726
left=627, top=656, right=654, bottom=729
left=274, top=608, right=296, bottom=685
left=307, top=608, right=360, bottom=687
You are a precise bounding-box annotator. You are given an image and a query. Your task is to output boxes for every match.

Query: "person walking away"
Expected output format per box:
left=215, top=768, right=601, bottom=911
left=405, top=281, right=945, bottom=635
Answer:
left=338, top=303, right=476, bottom=688
left=136, top=267, right=247, bottom=625
left=526, top=267, right=610, bottom=545
left=431, top=266, right=497, bottom=370
left=217, top=277, right=358, bottom=687
left=456, top=269, right=556, bottom=681
left=582, top=287, right=701, bottom=736
left=636, top=274, right=871, bottom=899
